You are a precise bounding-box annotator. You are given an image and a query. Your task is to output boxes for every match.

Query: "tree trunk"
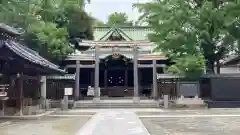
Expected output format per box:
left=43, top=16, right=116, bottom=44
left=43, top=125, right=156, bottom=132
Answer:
left=206, top=59, right=215, bottom=74
left=216, top=60, right=220, bottom=74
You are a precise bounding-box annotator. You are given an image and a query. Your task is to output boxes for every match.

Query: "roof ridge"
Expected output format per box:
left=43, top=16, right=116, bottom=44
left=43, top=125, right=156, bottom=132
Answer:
left=98, top=26, right=115, bottom=41
left=98, top=26, right=133, bottom=41
left=115, top=27, right=133, bottom=41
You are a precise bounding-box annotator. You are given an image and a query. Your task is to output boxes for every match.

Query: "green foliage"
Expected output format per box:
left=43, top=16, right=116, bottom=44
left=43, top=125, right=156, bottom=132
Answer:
left=0, top=0, right=94, bottom=62
left=0, top=0, right=40, bottom=28
left=93, top=19, right=105, bottom=26
left=107, top=12, right=133, bottom=26
left=167, top=55, right=205, bottom=79
left=25, top=22, right=73, bottom=62
left=56, top=4, right=94, bottom=40
left=136, top=0, right=240, bottom=74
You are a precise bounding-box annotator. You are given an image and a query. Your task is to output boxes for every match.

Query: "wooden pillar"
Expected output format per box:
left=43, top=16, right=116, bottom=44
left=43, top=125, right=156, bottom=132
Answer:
left=125, top=68, right=128, bottom=89
left=138, top=69, right=142, bottom=96
left=75, top=60, right=80, bottom=100
left=90, top=70, right=94, bottom=86
left=40, top=76, right=47, bottom=109
left=133, top=46, right=139, bottom=102
left=152, top=60, right=158, bottom=100
left=94, top=45, right=100, bottom=100
left=104, top=69, right=107, bottom=91
left=16, top=72, right=23, bottom=116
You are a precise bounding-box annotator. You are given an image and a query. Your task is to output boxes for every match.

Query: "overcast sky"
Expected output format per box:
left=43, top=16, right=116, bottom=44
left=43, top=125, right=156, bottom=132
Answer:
left=85, top=0, right=150, bottom=23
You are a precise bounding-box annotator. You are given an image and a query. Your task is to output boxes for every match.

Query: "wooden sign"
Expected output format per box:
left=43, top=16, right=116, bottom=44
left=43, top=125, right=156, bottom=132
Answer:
left=64, top=88, right=73, bottom=96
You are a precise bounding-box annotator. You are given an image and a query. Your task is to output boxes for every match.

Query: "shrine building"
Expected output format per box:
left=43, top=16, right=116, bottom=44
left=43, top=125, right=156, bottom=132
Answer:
left=61, top=26, right=171, bottom=101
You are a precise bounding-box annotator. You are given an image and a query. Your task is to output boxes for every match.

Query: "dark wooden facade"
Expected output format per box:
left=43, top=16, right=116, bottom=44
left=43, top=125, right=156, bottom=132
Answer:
left=0, top=24, right=64, bottom=115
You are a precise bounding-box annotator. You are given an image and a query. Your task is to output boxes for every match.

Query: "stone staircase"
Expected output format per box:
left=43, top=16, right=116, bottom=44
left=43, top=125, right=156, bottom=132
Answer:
left=73, top=99, right=160, bottom=109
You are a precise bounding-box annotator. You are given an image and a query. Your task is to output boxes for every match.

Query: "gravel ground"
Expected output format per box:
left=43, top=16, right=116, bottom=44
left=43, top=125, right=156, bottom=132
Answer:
left=136, top=109, right=240, bottom=116
left=0, top=116, right=91, bottom=135
left=141, top=117, right=240, bottom=135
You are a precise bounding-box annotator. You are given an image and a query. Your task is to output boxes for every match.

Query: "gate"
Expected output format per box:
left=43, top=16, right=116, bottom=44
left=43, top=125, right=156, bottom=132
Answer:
left=157, top=74, right=179, bottom=101
left=46, top=75, right=75, bottom=100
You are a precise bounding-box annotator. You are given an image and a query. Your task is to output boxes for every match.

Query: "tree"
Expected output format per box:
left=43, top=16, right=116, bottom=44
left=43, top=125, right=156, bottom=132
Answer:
left=0, top=0, right=94, bottom=62
left=92, top=17, right=105, bottom=26
left=136, top=0, right=240, bottom=74
left=167, top=55, right=205, bottom=79
left=24, top=22, right=73, bottom=62
left=0, top=0, right=40, bottom=29
left=54, top=1, right=94, bottom=40
left=107, top=12, right=133, bottom=26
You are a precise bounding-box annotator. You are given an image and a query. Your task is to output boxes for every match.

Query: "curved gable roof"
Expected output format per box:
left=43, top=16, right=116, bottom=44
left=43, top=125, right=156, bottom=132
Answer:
left=2, top=40, right=65, bottom=73
left=93, top=26, right=152, bottom=41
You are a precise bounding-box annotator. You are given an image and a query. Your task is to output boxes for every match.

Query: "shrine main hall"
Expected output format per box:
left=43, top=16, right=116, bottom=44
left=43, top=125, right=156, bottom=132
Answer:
left=61, top=26, right=171, bottom=101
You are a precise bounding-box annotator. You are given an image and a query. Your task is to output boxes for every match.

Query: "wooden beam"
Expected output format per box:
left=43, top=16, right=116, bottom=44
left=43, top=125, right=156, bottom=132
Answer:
left=66, top=64, right=95, bottom=68
left=79, top=40, right=153, bottom=46
left=138, top=64, right=165, bottom=68
left=66, top=55, right=167, bottom=61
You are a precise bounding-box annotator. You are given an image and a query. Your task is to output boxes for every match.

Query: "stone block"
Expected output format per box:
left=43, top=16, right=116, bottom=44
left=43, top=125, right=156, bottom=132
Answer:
left=175, top=97, right=204, bottom=105
left=163, top=95, right=169, bottom=108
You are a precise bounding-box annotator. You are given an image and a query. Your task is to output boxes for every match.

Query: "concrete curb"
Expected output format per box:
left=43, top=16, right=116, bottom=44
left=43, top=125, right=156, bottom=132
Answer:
left=139, top=114, right=240, bottom=118
left=0, top=110, right=55, bottom=120
left=0, top=121, right=12, bottom=127
left=48, top=114, right=93, bottom=117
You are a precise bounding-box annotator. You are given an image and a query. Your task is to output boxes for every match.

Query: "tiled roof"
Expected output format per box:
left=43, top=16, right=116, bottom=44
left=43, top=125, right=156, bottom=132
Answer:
left=221, top=55, right=240, bottom=65
left=93, top=26, right=153, bottom=41
left=98, top=26, right=133, bottom=41
left=0, top=23, right=24, bottom=36
left=3, top=40, right=65, bottom=73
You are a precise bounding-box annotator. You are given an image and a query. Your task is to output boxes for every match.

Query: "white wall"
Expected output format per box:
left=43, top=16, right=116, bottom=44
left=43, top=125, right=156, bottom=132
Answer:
left=215, top=66, right=240, bottom=74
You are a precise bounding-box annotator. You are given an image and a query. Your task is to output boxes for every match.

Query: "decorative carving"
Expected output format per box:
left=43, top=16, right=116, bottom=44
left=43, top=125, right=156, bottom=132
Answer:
left=112, top=54, right=120, bottom=59
left=112, top=46, right=119, bottom=53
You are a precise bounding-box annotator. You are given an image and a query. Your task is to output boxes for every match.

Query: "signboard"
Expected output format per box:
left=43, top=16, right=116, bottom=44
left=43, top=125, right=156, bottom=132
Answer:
left=64, top=88, right=73, bottom=96
left=178, top=82, right=199, bottom=97
left=87, top=87, right=94, bottom=96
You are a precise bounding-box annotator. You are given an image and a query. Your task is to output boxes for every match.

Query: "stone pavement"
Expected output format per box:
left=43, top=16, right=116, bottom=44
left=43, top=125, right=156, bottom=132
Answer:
left=75, top=109, right=150, bottom=135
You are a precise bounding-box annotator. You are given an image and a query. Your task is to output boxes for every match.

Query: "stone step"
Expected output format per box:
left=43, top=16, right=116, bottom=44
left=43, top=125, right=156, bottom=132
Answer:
left=74, top=105, right=159, bottom=109
left=74, top=101, right=159, bottom=109
left=83, top=96, right=150, bottom=100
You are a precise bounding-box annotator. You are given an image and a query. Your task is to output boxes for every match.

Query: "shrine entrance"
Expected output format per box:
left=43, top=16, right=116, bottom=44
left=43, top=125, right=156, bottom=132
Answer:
left=103, top=54, right=133, bottom=97
left=107, top=69, right=125, bottom=87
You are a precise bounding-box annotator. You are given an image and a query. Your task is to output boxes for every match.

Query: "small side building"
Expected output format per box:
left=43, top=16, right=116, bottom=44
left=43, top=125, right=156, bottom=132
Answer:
left=0, top=23, right=65, bottom=115
left=217, top=56, right=240, bottom=74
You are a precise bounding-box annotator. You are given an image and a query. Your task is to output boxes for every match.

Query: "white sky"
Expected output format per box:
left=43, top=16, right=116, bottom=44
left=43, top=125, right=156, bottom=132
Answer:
left=85, top=0, right=150, bottom=23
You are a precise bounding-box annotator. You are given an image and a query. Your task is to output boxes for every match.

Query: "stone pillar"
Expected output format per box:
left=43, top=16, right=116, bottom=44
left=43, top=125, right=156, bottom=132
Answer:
left=40, top=76, right=47, bottom=109
left=164, top=95, right=169, bottom=108
left=152, top=60, right=158, bottom=100
left=94, top=45, right=100, bottom=101
left=75, top=60, right=80, bottom=100
left=133, top=46, right=139, bottom=102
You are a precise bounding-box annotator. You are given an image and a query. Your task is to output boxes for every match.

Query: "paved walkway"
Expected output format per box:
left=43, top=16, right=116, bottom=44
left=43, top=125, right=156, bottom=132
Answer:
left=75, top=110, right=150, bottom=135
